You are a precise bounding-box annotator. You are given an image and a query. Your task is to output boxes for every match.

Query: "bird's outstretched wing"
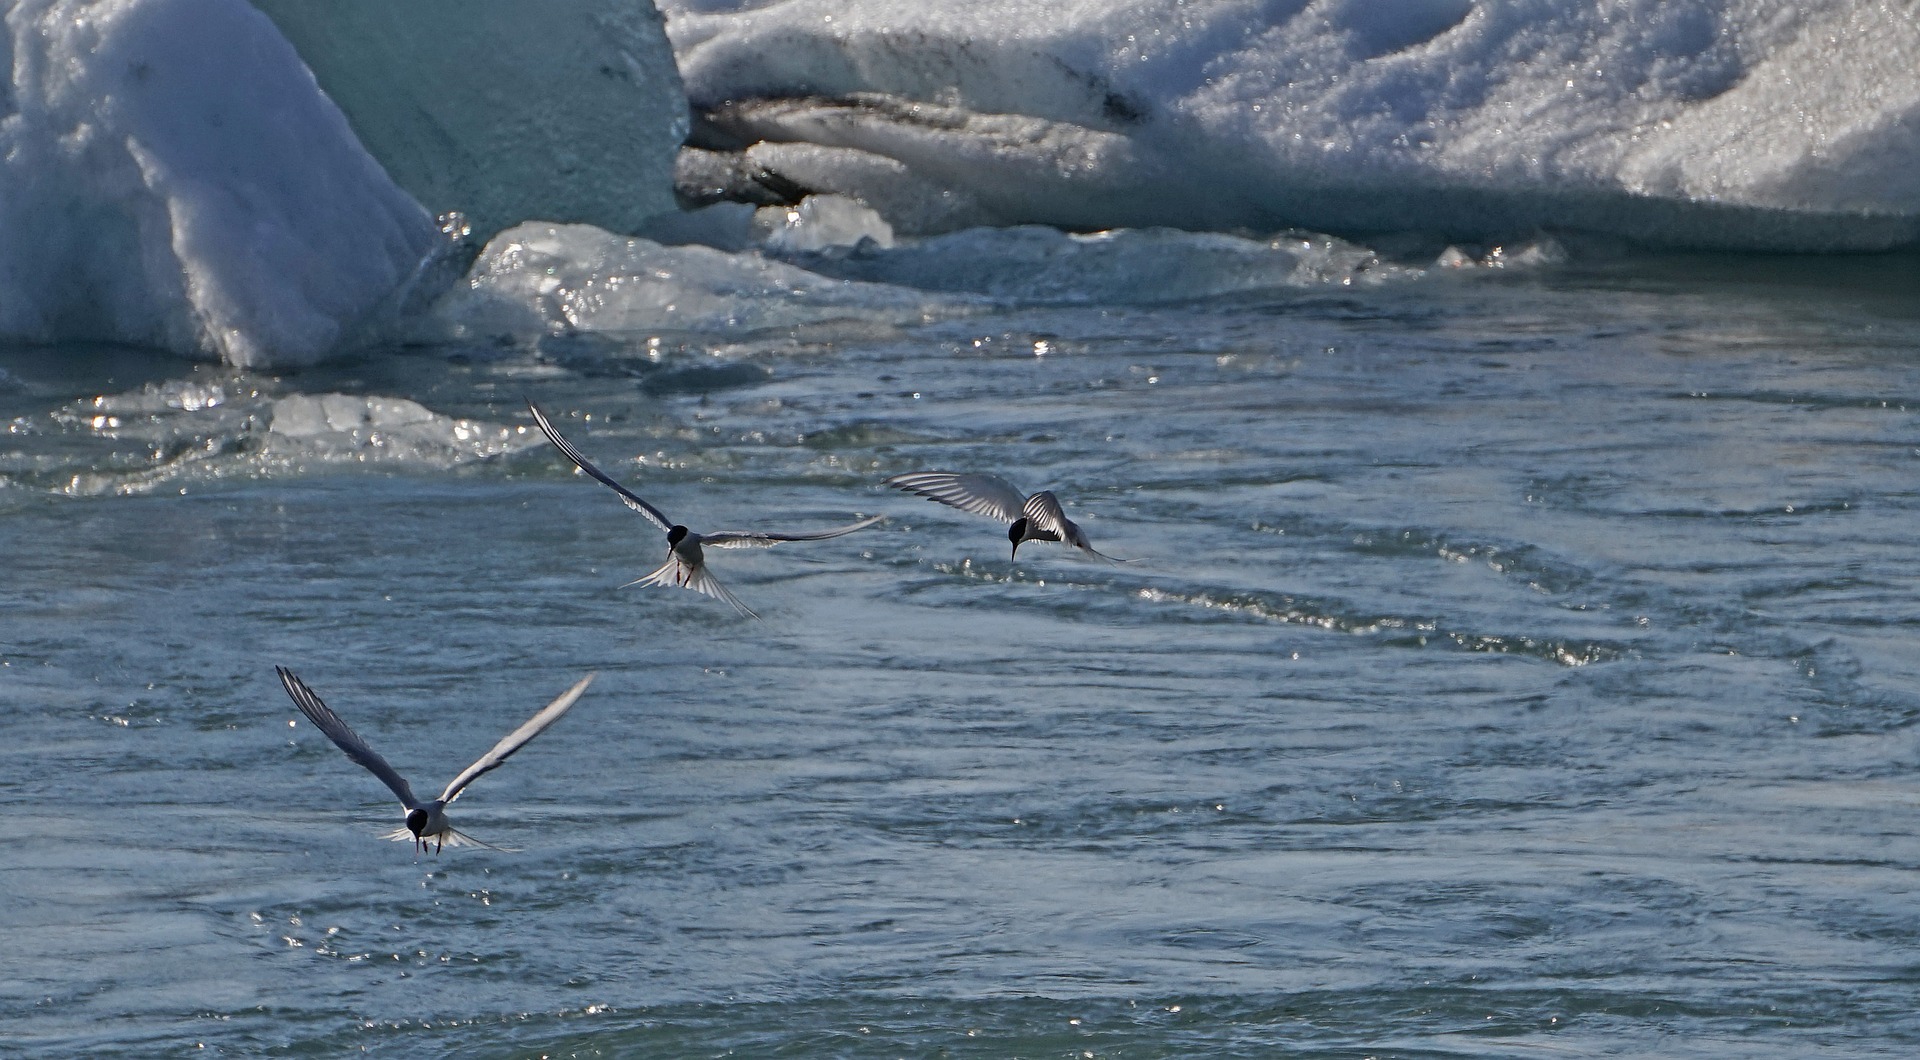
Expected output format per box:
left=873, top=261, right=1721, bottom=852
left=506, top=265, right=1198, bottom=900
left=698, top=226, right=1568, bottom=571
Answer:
left=277, top=666, right=419, bottom=809
left=623, top=556, right=759, bottom=619
left=528, top=401, right=673, bottom=532
left=439, top=673, right=596, bottom=804
left=885, top=472, right=1029, bottom=524
left=702, top=514, right=886, bottom=549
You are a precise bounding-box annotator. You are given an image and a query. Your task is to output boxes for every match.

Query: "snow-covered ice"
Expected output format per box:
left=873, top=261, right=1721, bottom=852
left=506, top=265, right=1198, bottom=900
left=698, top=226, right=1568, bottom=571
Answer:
left=665, top=0, right=1920, bottom=250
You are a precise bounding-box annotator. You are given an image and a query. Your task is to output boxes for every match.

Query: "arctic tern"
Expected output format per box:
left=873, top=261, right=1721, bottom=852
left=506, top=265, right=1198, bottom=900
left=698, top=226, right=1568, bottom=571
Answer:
left=529, top=401, right=883, bottom=618
left=276, top=666, right=594, bottom=853
left=884, top=471, right=1120, bottom=562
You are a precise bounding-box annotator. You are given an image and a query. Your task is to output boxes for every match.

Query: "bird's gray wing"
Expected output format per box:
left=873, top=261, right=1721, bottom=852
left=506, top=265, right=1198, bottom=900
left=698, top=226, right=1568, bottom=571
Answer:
left=1023, top=491, right=1121, bottom=561
left=701, top=514, right=886, bottom=549
left=885, top=472, right=1028, bottom=524
left=277, top=666, right=419, bottom=809
left=439, top=673, right=596, bottom=804
left=528, top=401, right=673, bottom=533
left=1020, top=491, right=1072, bottom=543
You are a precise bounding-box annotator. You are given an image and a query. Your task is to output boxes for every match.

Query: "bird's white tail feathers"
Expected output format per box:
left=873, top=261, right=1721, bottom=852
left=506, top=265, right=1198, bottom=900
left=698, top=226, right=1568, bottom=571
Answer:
left=383, top=825, right=517, bottom=853
left=621, top=555, right=758, bottom=618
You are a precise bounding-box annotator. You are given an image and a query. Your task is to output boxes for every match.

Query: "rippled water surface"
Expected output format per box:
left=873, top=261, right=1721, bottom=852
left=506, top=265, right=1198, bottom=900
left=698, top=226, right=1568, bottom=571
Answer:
left=5, top=252, right=1920, bottom=1056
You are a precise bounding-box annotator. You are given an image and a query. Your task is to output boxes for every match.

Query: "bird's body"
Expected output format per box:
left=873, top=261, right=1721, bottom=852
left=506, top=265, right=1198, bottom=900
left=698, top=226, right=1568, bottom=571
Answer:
left=529, top=401, right=883, bottom=618
left=885, top=471, right=1119, bottom=562
left=276, top=666, right=594, bottom=853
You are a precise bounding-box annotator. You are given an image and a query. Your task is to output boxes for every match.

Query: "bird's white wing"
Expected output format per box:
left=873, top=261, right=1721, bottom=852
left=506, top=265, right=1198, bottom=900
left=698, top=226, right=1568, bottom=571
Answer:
left=439, top=673, right=596, bottom=804
left=885, top=472, right=1029, bottom=524
left=277, top=666, right=420, bottom=809
left=528, top=401, right=674, bottom=533
left=702, top=514, right=886, bottom=549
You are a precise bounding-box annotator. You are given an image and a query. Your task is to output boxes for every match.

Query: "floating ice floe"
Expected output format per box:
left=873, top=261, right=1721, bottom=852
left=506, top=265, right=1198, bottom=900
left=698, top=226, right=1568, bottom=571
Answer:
left=432, top=221, right=952, bottom=341
left=13, top=383, right=530, bottom=496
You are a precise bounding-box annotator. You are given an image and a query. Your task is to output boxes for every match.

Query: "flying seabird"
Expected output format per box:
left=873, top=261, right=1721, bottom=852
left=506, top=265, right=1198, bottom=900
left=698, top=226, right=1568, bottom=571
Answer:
left=885, top=471, right=1120, bottom=562
left=529, top=401, right=883, bottom=618
left=276, top=666, right=594, bottom=853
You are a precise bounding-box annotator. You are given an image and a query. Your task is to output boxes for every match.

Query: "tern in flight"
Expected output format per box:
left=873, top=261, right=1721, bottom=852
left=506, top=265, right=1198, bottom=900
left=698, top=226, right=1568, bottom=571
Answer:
left=528, top=401, right=884, bottom=618
left=276, top=666, right=595, bottom=854
left=885, top=471, right=1120, bottom=562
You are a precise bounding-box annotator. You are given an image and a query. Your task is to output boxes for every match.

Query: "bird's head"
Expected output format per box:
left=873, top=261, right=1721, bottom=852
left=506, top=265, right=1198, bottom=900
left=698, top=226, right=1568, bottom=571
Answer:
left=667, top=525, right=690, bottom=548
left=1008, top=518, right=1027, bottom=561
left=404, top=807, right=430, bottom=839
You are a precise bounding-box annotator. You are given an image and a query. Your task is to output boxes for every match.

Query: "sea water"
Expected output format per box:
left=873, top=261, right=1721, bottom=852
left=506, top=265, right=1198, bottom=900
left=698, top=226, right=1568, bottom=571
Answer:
left=6, top=0, right=1920, bottom=1054
left=5, top=246, right=1920, bottom=1056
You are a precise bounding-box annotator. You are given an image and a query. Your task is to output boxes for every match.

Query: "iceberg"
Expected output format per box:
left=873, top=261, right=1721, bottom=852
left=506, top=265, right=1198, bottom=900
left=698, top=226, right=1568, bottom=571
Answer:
left=249, top=0, right=688, bottom=243
left=0, top=0, right=448, bottom=367
left=663, top=0, right=1920, bottom=251
left=1, top=0, right=690, bottom=368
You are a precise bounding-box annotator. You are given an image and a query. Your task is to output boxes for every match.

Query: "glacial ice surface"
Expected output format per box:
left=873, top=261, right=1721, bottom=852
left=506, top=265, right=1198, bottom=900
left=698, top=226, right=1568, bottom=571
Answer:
left=1, top=0, right=692, bottom=368
left=0, top=0, right=449, bottom=367
left=250, top=0, right=688, bottom=242
left=664, top=0, right=1920, bottom=250
left=432, top=204, right=1456, bottom=341
left=432, top=222, right=954, bottom=341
